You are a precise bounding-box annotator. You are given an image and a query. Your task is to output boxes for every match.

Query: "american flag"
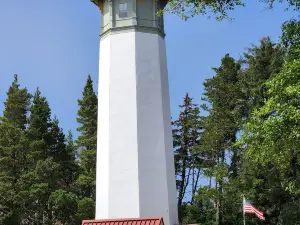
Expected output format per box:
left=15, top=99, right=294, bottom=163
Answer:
left=243, top=198, right=265, bottom=220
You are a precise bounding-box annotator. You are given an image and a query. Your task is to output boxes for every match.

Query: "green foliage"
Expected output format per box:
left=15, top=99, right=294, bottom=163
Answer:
left=163, top=0, right=245, bottom=21
left=281, top=18, right=300, bottom=61
left=18, top=158, right=61, bottom=224
left=240, top=37, right=285, bottom=114
left=79, top=149, right=96, bottom=178
left=235, top=19, right=300, bottom=225
left=27, top=88, right=52, bottom=166
left=74, top=175, right=96, bottom=199
left=240, top=58, right=300, bottom=191
left=163, top=0, right=299, bottom=20
left=172, top=93, right=202, bottom=222
left=62, top=130, right=79, bottom=189
left=28, top=88, right=51, bottom=140
left=49, top=189, right=78, bottom=225
left=0, top=75, right=31, bottom=224
left=1, top=16, right=299, bottom=225
left=0, top=75, right=90, bottom=224
left=49, top=119, right=79, bottom=190
left=199, top=53, right=245, bottom=224
left=279, top=200, right=300, bottom=225
left=201, top=53, right=244, bottom=177
left=76, top=74, right=98, bottom=151
left=75, top=197, right=95, bottom=223
left=180, top=199, right=215, bottom=225
left=49, top=118, right=66, bottom=160
left=178, top=20, right=295, bottom=225
left=2, top=74, right=31, bottom=129
left=74, top=75, right=98, bottom=220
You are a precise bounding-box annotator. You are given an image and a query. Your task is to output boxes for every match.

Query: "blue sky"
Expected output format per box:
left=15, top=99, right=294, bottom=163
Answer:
left=0, top=1, right=298, bottom=138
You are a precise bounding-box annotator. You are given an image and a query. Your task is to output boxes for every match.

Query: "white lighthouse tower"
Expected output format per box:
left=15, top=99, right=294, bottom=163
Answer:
left=91, top=1, right=178, bottom=225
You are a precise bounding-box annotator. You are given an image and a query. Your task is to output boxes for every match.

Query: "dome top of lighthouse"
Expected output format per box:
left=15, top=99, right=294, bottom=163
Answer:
left=91, top=0, right=167, bottom=38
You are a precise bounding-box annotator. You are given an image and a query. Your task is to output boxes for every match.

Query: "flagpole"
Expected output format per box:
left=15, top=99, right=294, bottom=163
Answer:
left=243, top=195, right=246, bottom=225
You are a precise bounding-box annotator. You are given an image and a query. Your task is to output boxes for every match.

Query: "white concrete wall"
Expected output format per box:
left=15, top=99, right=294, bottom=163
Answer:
left=96, top=31, right=178, bottom=225
left=96, top=35, right=110, bottom=218
left=158, top=36, right=178, bottom=225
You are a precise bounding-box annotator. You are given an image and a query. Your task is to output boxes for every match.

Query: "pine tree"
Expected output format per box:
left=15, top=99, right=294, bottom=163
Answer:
left=200, top=54, right=243, bottom=224
left=240, top=37, right=285, bottom=115
left=20, top=90, right=70, bottom=224
left=49, top=117, right=66, bottom=161
left=23, top=118, right=77, bottom=224
left=75, top=197, right=95, bottom=223
left=48, top=189, right=78, bottom=225
left=76, top=75, right=97, bottom=184
left=48, top=118, right=79, bottom=190
left=20, top=88, right=78, bottom=224
left=2, top=75, right=31, bottom=129
left=62, top=130, right=79, bottom=189
left=76, top=74, right=98, bottom=151
left=238, top=20, right=300, bottom=224
left=47, top=117, right=71, bottom=190
left=203, top=53, right=245, bottom=176
left=74, top=75, right=98, bottom=220
left=76, top=75, right=97, bottom=177
left=26, top=88, right=52, bottom=166
left=172, top=93, right=202, bottom=223
left=0, top=75, right=31, bottom=224
left=30, top=157, right=61, bottom=224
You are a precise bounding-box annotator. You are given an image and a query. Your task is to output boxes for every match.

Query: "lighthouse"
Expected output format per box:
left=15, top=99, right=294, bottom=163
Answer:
left=90, top=1, right=179, bottom=225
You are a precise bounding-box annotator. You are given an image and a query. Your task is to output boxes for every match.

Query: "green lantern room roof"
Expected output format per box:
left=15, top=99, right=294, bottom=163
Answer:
left=90, top=0, right=167, bottom=38
left=90, top=0, right=168, bottom=9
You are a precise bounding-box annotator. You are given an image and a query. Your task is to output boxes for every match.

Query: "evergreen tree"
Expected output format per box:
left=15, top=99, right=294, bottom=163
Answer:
left=1, top=15, right=299, bottom=225
left=48, top=189, right=78, bottom=225
left=227, top=35, right=288, bottom=225
left=75, top=197, right=95, bottom=223
left=0, top=75, right=31, bottom=224
left=202, top=54, right=245, bottom=176
left=2, top=75, right=31, bottom=129
left=183, top=38, right=286, bottom=225
left=239, top=21, right=300, bottom=223
left=200, top=54, right=243, bottom=224
left=20, top=89, right=72, bottom=224
left=74, top=75, right=98, bottom=220
left=172, top=93, right=202, bottom=222
left=240, top=37, right=285, bottom=115
left=62, top=130, right=79, bottom=189
left=74, top=175, right=95, bottom=199
left=26, top=88, right=52, bottom=166
left=76, top=74, right=98, bottom=151
left=76, top=75, right=97, bottom=184
left=20, top=88, right=79, bottom=224
left=21, top=118, right=77, bottom=224
left=49, top=117, right=78, bottom=190
left=49, top=117, right=66, bottom=161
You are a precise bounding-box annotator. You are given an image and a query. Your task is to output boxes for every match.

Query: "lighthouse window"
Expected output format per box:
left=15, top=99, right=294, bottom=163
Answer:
left=119, top=2, right=128, bottom=18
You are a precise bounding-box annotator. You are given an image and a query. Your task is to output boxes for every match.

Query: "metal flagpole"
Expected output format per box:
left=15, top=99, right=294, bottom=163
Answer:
left=243, top=195, right=246, bottom=225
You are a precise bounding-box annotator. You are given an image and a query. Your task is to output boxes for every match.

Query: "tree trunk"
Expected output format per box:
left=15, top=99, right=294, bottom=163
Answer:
left=178, top=153, right=187, bottom=223
left=216, top=178, right=219, bottom=225
left=191, top=168, right=201, bottom=204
